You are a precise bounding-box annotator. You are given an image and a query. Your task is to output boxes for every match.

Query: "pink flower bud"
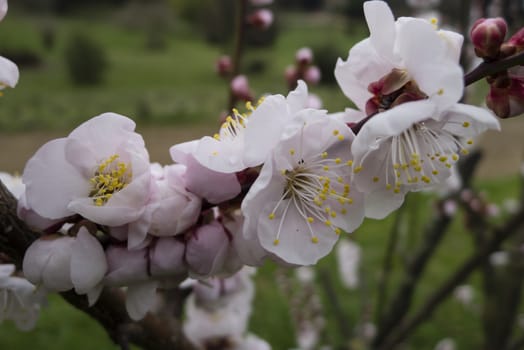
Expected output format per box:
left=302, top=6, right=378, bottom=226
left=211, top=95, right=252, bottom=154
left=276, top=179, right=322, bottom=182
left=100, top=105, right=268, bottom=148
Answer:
left=247, top=9, right=274, bottom=31
left=306, top=93, right=323, bottom=109
left=230, top=75, right=253, bottom=102
left=295, top=47, right=313, bottom=66
left=149, top=237, right=187, bottom=278
left=23, top=235, right=75, bottom=291
left=284, top=65, right=299, bottom=89
left=486, top=69, right=524, bottom=118
left=470, top=17, right=507, bottom=59
left=303, top=66, right=321, bottom=85
left=105, top=246, right=149, bottom=286
left=507, top=27, right=524, bottom=53
left=185, top=221, right=230, bottom=278
left=215, top=55, right=232, bottom=77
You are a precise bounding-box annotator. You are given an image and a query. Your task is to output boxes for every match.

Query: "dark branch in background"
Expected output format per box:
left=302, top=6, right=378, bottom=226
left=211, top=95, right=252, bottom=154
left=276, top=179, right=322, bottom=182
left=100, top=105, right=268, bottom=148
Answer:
left=0, top=181, right=196, bottom=350
left=318, top=268, right=352, bottom=341
left=464, top=51, right=524, bottom=86
left=378, top=203, right=524, bottom=350
left=227, top=0, right=248, bottom=110
left=374, top=205, right=405, bottom=324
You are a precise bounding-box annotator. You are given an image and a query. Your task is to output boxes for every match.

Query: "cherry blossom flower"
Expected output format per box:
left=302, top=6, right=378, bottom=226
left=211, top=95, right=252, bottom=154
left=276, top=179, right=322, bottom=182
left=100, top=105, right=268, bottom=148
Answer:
left=352, top=100, right=499, bottom=218
left=183, top=268, right=264, bottom=349
left=0, top=1, right=18, bottom=90
left=335, top=1, right=464, bottom=115
left=125, top=164, right=201, bottom=249
left=22, top=113, right=151, bottom=226
left=170, top=141, right=241, bottom=204
left=0, top=264, right=46, bottom=331
left=242, top=112, right=364, bottom=265
left=189, top=81, right=310, bottom=174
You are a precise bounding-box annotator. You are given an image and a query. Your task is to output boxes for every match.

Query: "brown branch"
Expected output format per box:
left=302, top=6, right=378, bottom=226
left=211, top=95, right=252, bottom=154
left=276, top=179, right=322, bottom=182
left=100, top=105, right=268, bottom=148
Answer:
left=227, top=0, right=248, bottom=110
left=464, top=50, right=524, bottom=86
left=0, top=181, right=196, bottom=350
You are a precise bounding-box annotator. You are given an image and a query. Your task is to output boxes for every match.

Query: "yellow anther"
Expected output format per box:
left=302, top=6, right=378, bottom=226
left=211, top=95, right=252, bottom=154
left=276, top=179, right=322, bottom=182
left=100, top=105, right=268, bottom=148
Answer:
left=273, top=239, right=279, bottom=246
left=337, top=176, right=344, bottom=183
left=321, top=152, right=328, bottom=159
left=324, top=220, right=332, bottom=226
left=346, top=160, right=353, bottom=166
left=334, top=228, right=342, bottom=235
left=467, top=139, right=474, bottom=145
left=331, top=211, right=337, bottom=218
left=335, top=158, right=342, bottom=164
left=432, top=170, right=439, bottom=175
left=437, top=88, right=444, bottom=95
left=430, top=17, right=438, bottom=25
left=212, top=151, right=218, bottom=156
left=307, top=217, right=314, bottom=223
left=394, top=188, right=401, bottom=194
left=386, top=184, right=392, bottom=190
left=337, top=135, right=344, bottom=141
left=341, top=208, right=347, bottom=214
left=393, top=163, right=400, bottom=169
left=422, top=176, right=431, bottom=183
left=373, top=176, right=379, bottom=183
left=452, top=154, right=459, bottom=161
left=347, top=198, right=353, bottom=204
left=461, top=149, right=469, bottom=155
left=280, top=169, right=287, bottom=175
left=414, top=166, right=422, bottom=172
left=333, top=129, right=340, bottom=136
left=462, top=121, right=470, bottom=128
left=289, top=148, right=295, bottom=155
left=354, top=166, right=363, bottom=174
left=268, top=213, right=275, bottom=220
left=213, top=133, right=220, bottom=140
left=439, top=156, right=448, bottom=162
left=323, top=165, right=330, bottom=171
left=311, top=236, right=319, bottom=244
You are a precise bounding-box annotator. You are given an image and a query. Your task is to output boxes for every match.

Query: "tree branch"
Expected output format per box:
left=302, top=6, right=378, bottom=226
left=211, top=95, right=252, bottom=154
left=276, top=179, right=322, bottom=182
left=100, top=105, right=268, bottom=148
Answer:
left=464, top=50, right=524, bottom=86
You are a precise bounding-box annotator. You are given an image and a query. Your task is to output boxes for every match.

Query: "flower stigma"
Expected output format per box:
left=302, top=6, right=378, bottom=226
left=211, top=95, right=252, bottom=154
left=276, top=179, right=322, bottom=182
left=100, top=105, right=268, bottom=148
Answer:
left=89, top=154, right=132, bottom=206
left=268, top=131, right=353, bottom=246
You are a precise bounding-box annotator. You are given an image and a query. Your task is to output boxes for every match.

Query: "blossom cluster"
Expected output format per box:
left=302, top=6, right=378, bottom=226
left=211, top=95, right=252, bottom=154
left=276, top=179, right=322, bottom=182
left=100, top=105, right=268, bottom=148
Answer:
left=1, top=0, right=504, bottom=324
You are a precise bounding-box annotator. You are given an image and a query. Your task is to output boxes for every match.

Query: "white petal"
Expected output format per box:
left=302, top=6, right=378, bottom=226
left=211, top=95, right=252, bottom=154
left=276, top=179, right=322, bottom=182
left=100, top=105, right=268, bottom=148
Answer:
left=286, top=80, right=308, bottom=114
left=23, top=138, right=90, bottom=220
left=0, top=0, right=7, bottom=22
left=70, top=228, right=107, bottom=294
left=364, top=1, right=396, bottom=59
left=364, top=189, right=406, bottom=219
left=125, top=281, right=158, bottom=321
left=441, top=104, right=500, bottom=136
left=87, top=284, right=103, bottom=306
left=0, top=56, right=18, bottom=88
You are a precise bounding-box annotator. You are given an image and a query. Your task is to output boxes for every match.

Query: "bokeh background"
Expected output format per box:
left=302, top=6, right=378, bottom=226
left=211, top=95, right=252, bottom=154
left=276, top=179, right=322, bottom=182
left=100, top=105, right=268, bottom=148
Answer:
left=1, top=0, right=524, bottom=349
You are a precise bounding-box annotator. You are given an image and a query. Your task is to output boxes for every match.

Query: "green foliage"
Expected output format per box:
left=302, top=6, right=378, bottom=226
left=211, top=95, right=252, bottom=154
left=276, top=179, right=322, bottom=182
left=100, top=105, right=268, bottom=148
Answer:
left=63, top=31, right=109, bottom=86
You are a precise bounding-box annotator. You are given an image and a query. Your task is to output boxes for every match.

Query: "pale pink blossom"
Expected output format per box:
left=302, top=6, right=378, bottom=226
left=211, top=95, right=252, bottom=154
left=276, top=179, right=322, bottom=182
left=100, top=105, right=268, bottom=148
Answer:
left=241, top=113, right=364, bottom=265
left=296, top=47, right=314, bottom=66
left=170, top=140, right=241, bottom=203
left=336, top=239, right=361, bottom=289
left=126, top=164, right=201, bottom=249
left=304, top=66, right=321, bottom=85
left=22, top=113, right=151, bottom=226
left=247, top=9, right=274, bottom=31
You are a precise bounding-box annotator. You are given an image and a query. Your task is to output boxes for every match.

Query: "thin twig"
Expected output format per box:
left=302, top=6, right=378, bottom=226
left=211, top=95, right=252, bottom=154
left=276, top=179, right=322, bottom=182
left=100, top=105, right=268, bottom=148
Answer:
left=227, top=0, right=248, bottom=110
left=374, top=204, right=406, bottom=324
left=378, top=204, right=524, bottom=350
left=464, top=50, right=524, bottom=86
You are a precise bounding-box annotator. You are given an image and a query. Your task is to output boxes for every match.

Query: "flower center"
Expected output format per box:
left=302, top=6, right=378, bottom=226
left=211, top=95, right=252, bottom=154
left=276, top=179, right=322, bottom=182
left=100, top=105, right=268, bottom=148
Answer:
left=268, top=140, right=354, bottom=245
left=89, top=154, right=132, bottom=206
left=357, top=121, right=473, bottom=193
left=366, top=69, right=428, bottom=115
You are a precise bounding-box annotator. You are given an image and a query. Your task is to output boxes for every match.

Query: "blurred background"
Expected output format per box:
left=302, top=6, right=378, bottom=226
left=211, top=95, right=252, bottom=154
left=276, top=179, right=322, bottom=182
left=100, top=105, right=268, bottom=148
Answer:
left=1, top=0, right=524, bottom=349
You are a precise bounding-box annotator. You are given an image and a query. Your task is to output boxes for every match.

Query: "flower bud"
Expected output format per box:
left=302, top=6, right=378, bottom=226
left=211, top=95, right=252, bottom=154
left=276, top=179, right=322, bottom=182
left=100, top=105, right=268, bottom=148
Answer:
left=230, top=75, right=253, bottom=102
left=149, top=237, right=186, bottom=278
left=215, top=55, right=232, bottom=77
left=247, top=9, right=274, bottom=31
left=507, top=27, right=524, bottom=53
left=303, top=65, right=321, bottom=85
left=23, top=235, right=75, bottom=291
left=295, top=47, right=313, bottom=66
left=185, top=221, right=230, bottom=278
left=284, top=65, right=299, bottom=89
left=105, top=246, right=149, bottom=286
left=470, top=17, right=507, bottom=59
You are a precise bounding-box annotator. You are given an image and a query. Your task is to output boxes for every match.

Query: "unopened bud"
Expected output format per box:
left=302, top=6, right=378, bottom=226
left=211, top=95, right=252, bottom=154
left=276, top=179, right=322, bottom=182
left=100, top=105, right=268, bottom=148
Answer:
left=295, top=47, right=313, bottom=66
left=470, top=17, right=507, bottom=59
left=230, top=75, right=253, bottom=102
left=304, top=65, right=321, bottom=85
left=247, top=9, right=274, bottom=31
left=486, top=70, right=524, bottom=118
left=507, top=27, right=524, bottom=53
left=215, top=55, right=232, bottom=77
